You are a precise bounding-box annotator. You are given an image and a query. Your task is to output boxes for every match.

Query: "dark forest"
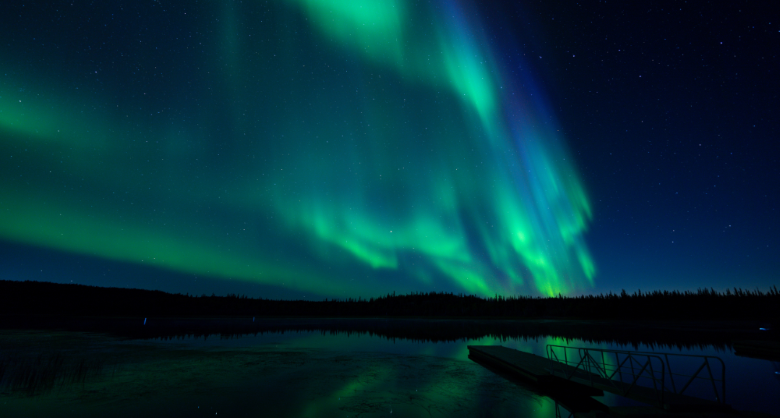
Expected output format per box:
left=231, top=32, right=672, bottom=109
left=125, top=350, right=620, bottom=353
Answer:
left=2, top=280, right=777, bottom=321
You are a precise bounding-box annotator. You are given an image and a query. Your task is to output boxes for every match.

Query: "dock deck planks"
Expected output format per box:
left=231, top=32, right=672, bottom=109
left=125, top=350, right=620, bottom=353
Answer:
left=467, top=345, right=732, bottom=413
left=467, top=345, right=559, bottom=382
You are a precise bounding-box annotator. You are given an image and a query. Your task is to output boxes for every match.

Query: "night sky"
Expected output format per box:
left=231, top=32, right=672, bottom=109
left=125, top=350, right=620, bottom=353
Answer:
left=1, top=1, right=777, bottom=300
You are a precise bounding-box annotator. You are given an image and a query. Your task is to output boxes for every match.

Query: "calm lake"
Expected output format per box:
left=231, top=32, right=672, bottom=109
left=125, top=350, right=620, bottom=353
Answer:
left=1, top=318, right=778, bottom=417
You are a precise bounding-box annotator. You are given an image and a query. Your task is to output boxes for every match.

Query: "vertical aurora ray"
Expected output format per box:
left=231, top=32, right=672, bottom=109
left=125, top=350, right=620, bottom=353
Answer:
left=0, top=0, right=593, bottom=297
left=274, top=0, right=595, bottom=296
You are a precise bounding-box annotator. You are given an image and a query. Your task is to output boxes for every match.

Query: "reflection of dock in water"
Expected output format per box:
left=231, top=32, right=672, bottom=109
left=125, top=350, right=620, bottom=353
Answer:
left=468, top=345, right=775, bottom=417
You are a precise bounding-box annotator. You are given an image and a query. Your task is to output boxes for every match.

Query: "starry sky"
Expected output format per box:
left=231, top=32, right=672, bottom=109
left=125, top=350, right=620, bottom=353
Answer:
left=1, top=1, right=777, bottom=300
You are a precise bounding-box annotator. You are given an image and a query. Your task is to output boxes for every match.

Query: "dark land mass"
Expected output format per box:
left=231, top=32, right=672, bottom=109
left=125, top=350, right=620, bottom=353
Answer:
left=1, top=280, right=777, bottom=347
left=2, top=280, right=777, bottom=321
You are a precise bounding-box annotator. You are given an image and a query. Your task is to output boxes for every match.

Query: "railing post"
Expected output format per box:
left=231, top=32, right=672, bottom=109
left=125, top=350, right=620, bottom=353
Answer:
left=678, top=361, right=707, bottom=396
left=720, top=357, right=726, bottom=404
left=659, top=357, right=665, bottom=407
left=704, top=358, right=720, bottom=403
left=664, top=353, right=677, bottom=394
left=542, top=345, right=725, bottom=408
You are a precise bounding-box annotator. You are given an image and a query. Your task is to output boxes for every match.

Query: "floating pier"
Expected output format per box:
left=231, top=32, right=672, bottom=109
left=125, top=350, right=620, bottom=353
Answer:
left=467, top=345, right=602, bottom=395
left=467, top=345, right=739, bottom=416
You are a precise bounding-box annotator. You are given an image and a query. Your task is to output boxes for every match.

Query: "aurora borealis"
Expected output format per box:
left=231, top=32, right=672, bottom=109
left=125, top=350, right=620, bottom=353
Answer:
left=1, top=1, right=777, bottom=299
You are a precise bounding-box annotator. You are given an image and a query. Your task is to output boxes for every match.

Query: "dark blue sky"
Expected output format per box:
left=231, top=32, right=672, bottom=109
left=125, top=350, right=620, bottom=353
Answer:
left=1, top=0, right=777, bottom=299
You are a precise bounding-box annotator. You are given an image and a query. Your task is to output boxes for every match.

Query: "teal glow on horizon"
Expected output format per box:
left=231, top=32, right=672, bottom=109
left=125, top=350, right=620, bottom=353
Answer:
left=0, top=0, right=594, bottom=297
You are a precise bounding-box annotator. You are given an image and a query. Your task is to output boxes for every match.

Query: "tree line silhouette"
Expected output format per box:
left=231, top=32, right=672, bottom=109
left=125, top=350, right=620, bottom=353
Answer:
left=1, top=280, right=777, bottom=321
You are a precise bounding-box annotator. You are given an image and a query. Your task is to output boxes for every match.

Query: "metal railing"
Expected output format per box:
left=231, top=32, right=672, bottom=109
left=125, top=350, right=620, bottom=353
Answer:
left=545, top=345, right=726, bottom=407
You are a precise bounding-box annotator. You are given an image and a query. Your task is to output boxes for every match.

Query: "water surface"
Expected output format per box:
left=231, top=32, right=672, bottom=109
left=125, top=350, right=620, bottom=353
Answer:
left=1, top=318, right=777, bottom=417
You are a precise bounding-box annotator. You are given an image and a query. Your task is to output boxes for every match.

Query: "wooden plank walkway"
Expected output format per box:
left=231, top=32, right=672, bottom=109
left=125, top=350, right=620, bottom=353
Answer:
left=467, top=345, right=602, bottom=396
left=468, top=345, right=565, bottom=382
left=467, top=348, right=608, bottom=414
left=467, top=345, right=732, bottom=413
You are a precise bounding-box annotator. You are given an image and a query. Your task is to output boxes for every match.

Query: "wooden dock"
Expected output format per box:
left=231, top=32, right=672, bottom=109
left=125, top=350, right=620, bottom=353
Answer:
left=467, top=345, right=733, bottom=414
left=467, top=345, right=601, bottom=395
left=467, top=346, right=609, bottom=415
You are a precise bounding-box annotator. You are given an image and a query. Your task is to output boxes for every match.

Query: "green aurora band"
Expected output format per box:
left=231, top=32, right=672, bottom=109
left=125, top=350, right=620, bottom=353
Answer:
left=0, top=0, right=594, bottom=297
